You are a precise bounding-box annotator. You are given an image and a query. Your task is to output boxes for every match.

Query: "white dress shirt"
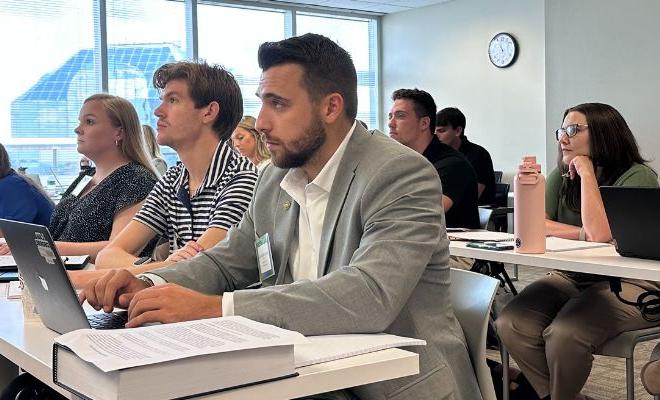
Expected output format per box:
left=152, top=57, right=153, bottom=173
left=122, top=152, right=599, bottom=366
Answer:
left=222, top=122, right=356, bottom=316
left=144, top=122, right=357, bottom=318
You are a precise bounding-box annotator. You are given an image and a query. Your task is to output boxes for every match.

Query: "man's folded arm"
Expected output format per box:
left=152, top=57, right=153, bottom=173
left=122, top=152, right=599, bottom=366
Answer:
left=148, top=203, right=261, bottom=295
left=96, top=220, right=157, bottom=268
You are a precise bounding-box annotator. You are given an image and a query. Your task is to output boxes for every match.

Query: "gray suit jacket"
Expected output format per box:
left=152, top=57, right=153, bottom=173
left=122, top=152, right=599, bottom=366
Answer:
left=154, top=124, right=482, bottom=400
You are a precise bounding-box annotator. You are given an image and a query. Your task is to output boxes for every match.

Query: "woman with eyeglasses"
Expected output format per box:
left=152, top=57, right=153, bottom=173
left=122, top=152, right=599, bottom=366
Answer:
left=496, top=103, right=659, bottom=400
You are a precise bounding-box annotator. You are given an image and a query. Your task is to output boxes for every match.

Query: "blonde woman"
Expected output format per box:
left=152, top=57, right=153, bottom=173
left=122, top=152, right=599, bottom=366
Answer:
left=45, top=94, right=158, bottom=260
left=142, top=124, right=167, bottom=175
left=231, top=115, right=270, bottom=171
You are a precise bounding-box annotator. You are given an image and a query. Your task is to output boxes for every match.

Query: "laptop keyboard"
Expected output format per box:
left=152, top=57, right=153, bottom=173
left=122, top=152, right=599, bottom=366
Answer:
left=87, top=311, right=129, bottom=329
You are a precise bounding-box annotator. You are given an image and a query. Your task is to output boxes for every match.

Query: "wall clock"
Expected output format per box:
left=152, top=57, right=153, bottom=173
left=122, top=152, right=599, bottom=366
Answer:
left=488, top=32, right=518, bottom=68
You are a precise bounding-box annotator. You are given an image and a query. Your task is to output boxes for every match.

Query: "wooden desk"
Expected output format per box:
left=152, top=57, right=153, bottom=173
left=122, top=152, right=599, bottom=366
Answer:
left=450, top=241, right=660, bottom=281
left=0, top=299, right=419, bottom=399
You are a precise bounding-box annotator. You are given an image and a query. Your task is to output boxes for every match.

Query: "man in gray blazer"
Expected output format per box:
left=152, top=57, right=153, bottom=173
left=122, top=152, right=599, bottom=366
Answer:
left=83, top=33, right=481, bottom=400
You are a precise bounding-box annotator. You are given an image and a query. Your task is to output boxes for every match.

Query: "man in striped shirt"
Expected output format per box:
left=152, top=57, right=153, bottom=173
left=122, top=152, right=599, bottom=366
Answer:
left=71, top=61, right=257, bottom=286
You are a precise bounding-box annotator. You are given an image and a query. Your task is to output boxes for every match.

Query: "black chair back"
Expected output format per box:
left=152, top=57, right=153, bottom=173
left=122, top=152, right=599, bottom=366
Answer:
left=478, top=208, right=493, bottom=230
left=494, top=183, right=510, bottom=208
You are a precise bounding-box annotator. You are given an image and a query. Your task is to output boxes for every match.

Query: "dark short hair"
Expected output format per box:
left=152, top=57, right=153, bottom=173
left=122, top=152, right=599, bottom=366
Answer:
left=0, top=143, right=10, bottom=178
left=258, top=33, right=358, bottom=120
left=436, top=107, right=466, bottom=132
left=153, top=61, right=243, bottom=141
left=391, top=89, right=437, bottom=135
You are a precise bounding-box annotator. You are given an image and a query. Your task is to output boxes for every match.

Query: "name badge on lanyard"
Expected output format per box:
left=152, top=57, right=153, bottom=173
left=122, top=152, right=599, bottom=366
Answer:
left=255, top=233, right=275, bottom=282
left=70, top=175, right=93, bottom=197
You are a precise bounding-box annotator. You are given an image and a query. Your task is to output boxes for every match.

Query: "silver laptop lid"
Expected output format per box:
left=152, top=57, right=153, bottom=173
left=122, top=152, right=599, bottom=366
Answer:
left=0, top=219, right=90, bottom=333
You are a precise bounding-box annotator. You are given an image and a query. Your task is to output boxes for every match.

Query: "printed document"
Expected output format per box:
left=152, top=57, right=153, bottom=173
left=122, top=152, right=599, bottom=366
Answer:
left=55, top=316, right=308, bottom=372
left=295, top=333, right=425, bottom=368
left=545, top=237, right=612, bottom=252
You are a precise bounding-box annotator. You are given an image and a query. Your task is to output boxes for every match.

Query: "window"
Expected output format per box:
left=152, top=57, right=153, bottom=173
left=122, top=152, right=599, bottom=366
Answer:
left=106, top=0, right=188, bottom=166
left=297, top=13, right=379, bottom=130
left=1, top=2, right=379, bottom=191
left=198, top=3, right=286, bottom=120
left=0, top=0, right=99, bottom=190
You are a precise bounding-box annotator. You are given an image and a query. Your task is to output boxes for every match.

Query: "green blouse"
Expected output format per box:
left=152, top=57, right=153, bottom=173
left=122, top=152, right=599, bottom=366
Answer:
left=545, top=163, right=659, bottom=227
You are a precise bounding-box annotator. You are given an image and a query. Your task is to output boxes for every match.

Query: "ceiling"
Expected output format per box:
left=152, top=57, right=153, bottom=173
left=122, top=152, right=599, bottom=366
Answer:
left=241, top=0, right=452, bottom=15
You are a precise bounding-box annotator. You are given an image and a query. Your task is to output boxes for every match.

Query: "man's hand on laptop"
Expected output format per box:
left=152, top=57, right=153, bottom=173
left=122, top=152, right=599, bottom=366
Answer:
left=79, top=269, right=223, bottom=327
left=125, top=284, right=222, bottom=328
left=79, top=269, right=149, bottom=312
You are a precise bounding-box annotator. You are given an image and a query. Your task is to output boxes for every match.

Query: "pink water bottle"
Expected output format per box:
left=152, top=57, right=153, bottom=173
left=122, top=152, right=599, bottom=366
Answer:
left=514, top=156, right=545, bottom=253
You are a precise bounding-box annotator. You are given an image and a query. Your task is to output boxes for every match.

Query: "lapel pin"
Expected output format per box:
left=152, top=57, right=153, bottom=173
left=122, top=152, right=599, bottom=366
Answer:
left=283, top=200, right=291, bottom=210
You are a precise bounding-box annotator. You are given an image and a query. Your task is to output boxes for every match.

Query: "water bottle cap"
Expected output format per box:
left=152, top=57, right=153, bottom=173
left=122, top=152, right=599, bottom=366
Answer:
left=519, top=155, right=541, bottom=173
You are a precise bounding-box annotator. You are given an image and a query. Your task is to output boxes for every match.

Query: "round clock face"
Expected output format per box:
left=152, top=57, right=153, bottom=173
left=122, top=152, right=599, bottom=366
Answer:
left=489, top=33, right=518, bottom=68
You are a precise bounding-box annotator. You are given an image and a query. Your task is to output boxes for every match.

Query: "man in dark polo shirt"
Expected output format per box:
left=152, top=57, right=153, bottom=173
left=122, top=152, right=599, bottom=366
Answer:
left=435, top=107, right=496, bottom=205
left=389, top=89, right=479, bottom=228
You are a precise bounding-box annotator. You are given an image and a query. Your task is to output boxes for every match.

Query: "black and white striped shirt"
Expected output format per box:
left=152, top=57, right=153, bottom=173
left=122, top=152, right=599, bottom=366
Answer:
left=134, top=141, right=257, bottom=253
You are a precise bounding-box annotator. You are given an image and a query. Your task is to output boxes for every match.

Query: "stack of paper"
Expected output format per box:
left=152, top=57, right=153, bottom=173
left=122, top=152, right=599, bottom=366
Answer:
left=53, top=316, right=306, bottom=400
left=448, top=231, right=514, bottom=242
left=545, top=237, right=612, bottom=252
left=295, top=334, right=425, bottom=368
left=53, top=316, right=426, bottom=400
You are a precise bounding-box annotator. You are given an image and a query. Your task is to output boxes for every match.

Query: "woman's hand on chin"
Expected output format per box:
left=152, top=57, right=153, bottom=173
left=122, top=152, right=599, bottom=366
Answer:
left=568, top=156, right=595, bottom=180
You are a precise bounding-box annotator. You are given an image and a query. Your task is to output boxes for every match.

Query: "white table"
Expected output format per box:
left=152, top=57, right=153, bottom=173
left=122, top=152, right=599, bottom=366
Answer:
left=0, top=299, right=419, bottom=399
left=451, top=241, right=660, bottom=400
left=450, top=241, right=660, bottom=281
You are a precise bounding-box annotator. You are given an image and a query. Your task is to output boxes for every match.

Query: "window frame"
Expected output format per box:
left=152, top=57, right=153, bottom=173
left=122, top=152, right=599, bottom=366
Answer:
left=2, top=0, right=381, bottom=185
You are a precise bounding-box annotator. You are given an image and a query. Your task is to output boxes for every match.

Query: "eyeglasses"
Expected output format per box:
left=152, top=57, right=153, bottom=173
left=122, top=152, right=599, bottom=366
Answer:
left=555, top=124, right=588, bottom=141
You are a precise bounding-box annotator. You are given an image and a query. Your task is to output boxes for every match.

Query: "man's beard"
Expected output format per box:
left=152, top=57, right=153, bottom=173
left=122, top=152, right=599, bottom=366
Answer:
left=271, top=116, right=326, bottom=169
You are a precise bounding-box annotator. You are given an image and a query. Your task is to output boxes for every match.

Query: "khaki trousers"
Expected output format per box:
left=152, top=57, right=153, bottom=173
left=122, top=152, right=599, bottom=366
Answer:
left=449, top=255, right=474, bottom=270
left=495, top=271, right=659, bottom=399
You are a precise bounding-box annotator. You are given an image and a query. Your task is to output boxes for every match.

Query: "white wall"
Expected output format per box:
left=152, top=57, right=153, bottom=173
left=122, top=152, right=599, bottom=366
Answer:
left=381, top=0, right=546, bottom=180
left=382, top=0, right=660, bottom=179
left=545, top=0, right=660, bottom=173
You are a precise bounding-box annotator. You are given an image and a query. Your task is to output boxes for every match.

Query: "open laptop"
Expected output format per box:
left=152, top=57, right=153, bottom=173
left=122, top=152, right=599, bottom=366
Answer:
left=600, top=186, right=660, bottom=260
left=0, top=219, right=127, bottom=333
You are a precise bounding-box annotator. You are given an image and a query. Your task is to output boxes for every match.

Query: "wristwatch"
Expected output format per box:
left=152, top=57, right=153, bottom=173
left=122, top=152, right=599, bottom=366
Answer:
left=137, top=275, right=155, bottom=288
left=133, top=256, right=152, bottom=265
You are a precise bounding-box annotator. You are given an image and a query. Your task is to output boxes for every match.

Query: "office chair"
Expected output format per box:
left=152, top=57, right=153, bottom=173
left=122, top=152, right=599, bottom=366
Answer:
left=479, top=208, right=494, bottom=230
left=471, top=206, right=518, bottom=295
left=491, top=183, right=510, bottom=232
left=490, top=182, right=519, bottom=281
left=450, top=268, right=499, bottom=400
left=597, top=327, right=660, bottom=400
left=494, top=170, right=503, bottom=183
left=499, top=326, right=660, bottom=400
